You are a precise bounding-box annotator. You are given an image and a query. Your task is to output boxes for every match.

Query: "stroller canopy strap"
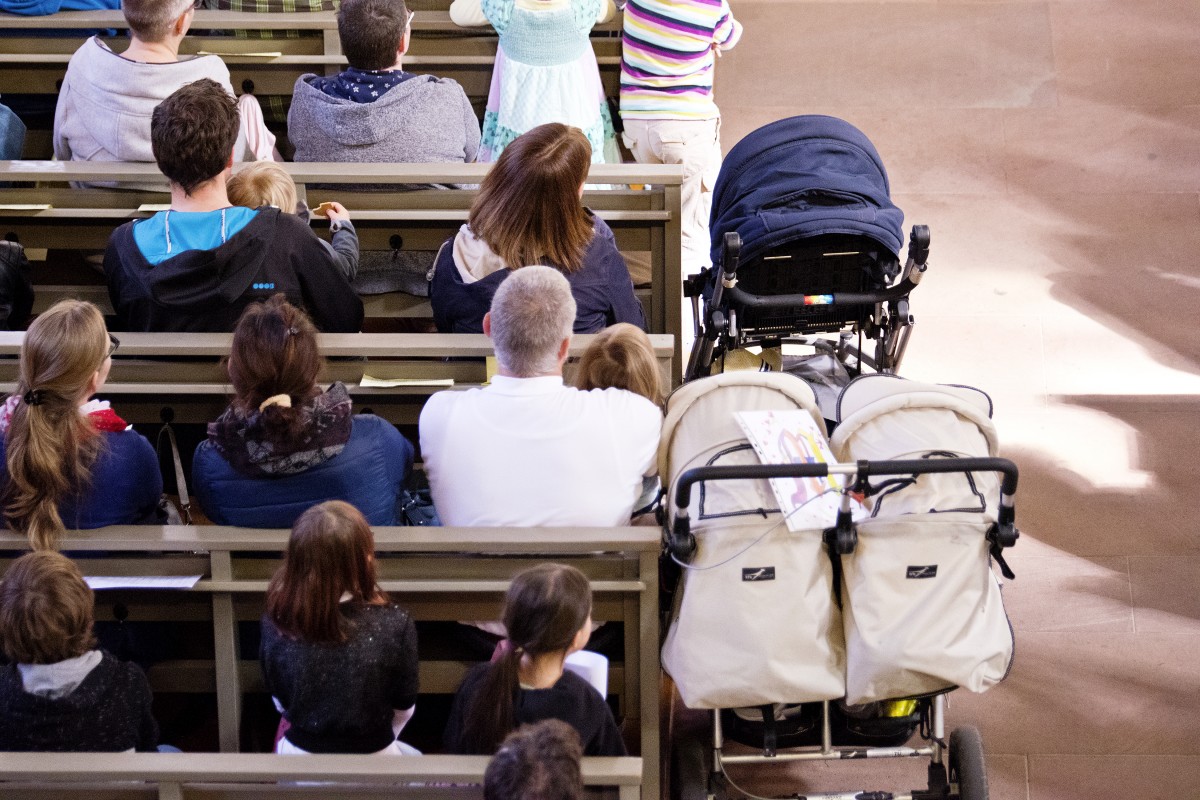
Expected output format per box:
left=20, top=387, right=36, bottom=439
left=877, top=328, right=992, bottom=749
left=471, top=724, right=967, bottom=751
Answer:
left=711, top=115, right=906, bottom=265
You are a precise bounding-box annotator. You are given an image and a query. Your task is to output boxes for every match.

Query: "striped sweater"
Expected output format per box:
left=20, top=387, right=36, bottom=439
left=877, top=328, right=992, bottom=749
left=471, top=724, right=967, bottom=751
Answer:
left=619, top=0, right=742, bottom=120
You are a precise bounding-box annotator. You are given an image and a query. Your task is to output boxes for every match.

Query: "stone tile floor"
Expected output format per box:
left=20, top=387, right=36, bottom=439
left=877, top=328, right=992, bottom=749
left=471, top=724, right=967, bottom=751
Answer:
left=680, top=1, right=1200, bottom=797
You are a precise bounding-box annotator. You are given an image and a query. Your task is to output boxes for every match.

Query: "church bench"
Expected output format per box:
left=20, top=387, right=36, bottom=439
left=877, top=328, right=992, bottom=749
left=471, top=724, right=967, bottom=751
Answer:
left=0, top=525, right=661, bottom=800
left=0, top=752, right=644, bottom=800
left=0, top=331, right=677, bottom=423
left=0, top=160, right=685, bottom=374
left=0, top=9, right=622, bottom=98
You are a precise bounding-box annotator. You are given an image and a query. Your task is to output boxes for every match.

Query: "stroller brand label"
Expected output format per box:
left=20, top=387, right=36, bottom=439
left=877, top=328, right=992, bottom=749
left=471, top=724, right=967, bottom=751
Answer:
left=906, top=565, right=938, bottom=579
left=742, top=567, right=775, bottom=582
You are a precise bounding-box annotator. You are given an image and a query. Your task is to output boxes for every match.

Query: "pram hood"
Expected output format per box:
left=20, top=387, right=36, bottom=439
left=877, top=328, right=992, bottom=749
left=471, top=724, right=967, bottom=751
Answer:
left=830, top=374, right=1000, bottom=519
left=710, top=115, right=905, bottom=268
left=659, top=371, right=826, bottom=487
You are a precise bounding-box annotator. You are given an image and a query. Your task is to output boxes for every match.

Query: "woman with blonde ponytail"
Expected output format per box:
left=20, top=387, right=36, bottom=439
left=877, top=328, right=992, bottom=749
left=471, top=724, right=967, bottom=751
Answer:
left=0, top=300, right=163, bottom=549
left=193, top=294, right=414, bottom=527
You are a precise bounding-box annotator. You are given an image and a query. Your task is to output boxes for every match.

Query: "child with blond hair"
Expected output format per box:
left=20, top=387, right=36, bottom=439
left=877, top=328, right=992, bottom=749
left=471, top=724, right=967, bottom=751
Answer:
left=227, top=161, right=360, bottom=282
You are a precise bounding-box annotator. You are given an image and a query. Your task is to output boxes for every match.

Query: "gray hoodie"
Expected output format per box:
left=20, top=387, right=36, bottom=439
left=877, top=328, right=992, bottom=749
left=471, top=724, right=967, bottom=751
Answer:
left=52, top=37, right=248, bottom=188
left=288, top=71, right=481, bottom=166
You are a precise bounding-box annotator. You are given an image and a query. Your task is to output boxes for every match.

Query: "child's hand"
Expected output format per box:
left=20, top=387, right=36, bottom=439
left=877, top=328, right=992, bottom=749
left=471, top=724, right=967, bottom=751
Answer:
left=314, top=201, right=350, bottom=222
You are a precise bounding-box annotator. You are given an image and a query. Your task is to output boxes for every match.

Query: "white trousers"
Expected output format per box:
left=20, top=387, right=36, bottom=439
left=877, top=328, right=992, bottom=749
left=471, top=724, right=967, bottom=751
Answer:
left=621, top=116, right=722, bottom=277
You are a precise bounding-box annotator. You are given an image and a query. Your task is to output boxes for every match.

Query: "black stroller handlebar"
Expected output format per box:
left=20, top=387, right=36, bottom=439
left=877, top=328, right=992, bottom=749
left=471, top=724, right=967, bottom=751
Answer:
left=668, top=458, right=1020, bottom=566
left=724, top=275, right=919, bottom=311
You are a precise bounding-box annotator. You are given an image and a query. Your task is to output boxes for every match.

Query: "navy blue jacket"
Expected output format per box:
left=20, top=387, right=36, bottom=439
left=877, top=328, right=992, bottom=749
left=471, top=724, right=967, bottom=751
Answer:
left=192, top=414, right=414, bottom=527
left=430, top=216, right=646, bottom=334
left=0, top=428, right=164, bottom=530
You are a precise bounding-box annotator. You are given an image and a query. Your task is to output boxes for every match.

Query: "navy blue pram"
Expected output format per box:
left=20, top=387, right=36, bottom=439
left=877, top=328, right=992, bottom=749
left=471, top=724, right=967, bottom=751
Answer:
left=685, top=115, right=931, bottom=381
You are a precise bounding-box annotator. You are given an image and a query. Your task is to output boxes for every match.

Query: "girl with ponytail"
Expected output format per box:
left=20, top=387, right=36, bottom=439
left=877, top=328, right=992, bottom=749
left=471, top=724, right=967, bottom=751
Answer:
left=444, top=563, right=626, bottom=756
left=1, top=300, right=163, bottom=549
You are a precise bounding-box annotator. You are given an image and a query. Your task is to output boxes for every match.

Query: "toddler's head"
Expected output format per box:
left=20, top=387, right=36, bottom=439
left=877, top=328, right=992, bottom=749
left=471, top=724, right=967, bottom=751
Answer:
left=0, top=551, right=96, bottom=665
left=575, top=323, right=663, bottom=408
left=227, top=161, right=300, bottom=216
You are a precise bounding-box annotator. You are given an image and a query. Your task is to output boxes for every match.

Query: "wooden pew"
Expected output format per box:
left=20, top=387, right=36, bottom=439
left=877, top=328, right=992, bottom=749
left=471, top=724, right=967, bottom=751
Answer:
left=0, top=752, right=644, bottom=800
left=0, top=161, right=685, bottom=375
left=0, top=331, right=676, bottom=423
left=0, top=9, right=623, bottom=98
left=0, top=525, right=662, bottom=800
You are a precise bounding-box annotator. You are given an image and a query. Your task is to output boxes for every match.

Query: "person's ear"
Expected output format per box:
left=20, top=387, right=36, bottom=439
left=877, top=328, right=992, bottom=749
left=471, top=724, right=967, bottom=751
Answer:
left=85, top=369, right=101, bottom=399
left=175, top=6, right=193, bottom=37
left=399, top=29, right=411, bottom=56
left=557, top=335, right=571, bottom=365
left=482, top=311, right=493, bottom=338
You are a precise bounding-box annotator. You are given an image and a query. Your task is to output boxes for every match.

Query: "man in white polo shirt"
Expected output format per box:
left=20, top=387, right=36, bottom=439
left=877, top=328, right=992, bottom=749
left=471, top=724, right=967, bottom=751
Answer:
left=420, top=266, right=662, bottom=527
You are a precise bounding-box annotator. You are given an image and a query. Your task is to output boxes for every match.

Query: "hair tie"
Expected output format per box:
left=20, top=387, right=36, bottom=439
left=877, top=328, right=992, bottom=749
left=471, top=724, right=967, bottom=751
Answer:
left=258, top=394, right=292, bottom=412
left=287, top=327, right=299, bottom=336
left=22, top=389, right=44, bottom=406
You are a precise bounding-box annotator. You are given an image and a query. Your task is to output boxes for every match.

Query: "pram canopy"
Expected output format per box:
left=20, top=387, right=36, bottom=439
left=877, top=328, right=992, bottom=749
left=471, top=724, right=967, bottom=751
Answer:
left=710, top=115, right=906, bottom=268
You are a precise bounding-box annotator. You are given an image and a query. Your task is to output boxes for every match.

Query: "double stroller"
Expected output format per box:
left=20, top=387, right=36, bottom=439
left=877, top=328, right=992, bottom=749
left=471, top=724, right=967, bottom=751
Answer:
left=659, top=117, right=1020, bottom=800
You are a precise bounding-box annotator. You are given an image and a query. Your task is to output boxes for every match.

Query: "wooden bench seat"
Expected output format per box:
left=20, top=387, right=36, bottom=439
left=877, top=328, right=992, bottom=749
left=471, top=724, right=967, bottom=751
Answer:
left=0, top=9, right=622, bottom=97
left=0, top=525, right=661, bottom=800
left=0, top=752, right=644, bottom=800
left=0, top=330, right=676, bottom=423
left=0, top=161, right=685, bottom=375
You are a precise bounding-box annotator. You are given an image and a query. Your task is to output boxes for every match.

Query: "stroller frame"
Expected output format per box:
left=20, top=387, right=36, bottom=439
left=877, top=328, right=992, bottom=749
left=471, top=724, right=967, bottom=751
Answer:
left=684, top=226, right=931, bottom=383
left=666, top=458, right=1019, bottom=800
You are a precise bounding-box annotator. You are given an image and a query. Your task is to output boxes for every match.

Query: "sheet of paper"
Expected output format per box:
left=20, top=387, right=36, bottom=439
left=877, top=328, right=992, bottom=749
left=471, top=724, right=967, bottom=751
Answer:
left=84, top=575, right=202, bottom=590
left=735, top=409, right=865, bottom=531
left=0, top=204, right=51, bottom=210
left=196, top=51, right=283, bottom=58
left=137, top=203, right=171, bottom=212
left=360, top=374, right=454, bottom=388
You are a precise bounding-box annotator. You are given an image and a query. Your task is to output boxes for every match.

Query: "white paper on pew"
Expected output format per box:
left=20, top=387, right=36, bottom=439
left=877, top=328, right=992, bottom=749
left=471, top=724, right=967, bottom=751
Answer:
left=564, top=650, right=608, bottom=698
left=197, top=50, right=283, bottom=58
left=0, top=204, right=51, bottom=210
left=137, top=204, right=171, bottom=212
left=359, top=375, right=455, bottom=388
left=85, top=575, right=202, bottom=590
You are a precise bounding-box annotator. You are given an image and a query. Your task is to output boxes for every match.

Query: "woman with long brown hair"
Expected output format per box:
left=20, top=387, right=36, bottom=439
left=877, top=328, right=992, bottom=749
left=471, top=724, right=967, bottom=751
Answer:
left=430, top=122, right=645, bottom=334
left=261, top=501, right=419, bottom=754
left=192, top=294, right=414, bottom=527
left=443, top=563, right=626, bottom=756
left=0, top=300, right=163, bottom=549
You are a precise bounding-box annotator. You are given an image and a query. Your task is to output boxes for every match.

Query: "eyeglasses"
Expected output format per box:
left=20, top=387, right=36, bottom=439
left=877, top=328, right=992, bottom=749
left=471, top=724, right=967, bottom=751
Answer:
left=106, top=333, right=120, bottom=360
left=407, top=10, right=415, bottom=27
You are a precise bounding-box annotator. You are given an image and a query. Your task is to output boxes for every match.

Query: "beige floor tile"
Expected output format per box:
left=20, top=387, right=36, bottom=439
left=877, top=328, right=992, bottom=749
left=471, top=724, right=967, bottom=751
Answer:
left=1050, top=1, right=1200, bottom=107
left=897, top=313, right=1046, bottom=411
left=1130, top=557, right=1200, bottom=634
left=951, top=632, right=1200, bottom=755
left=1002, top=555, right=1132, bottom=633
left=716, top=109, right=1010, bottom=196
left=714, top=2, right=1056, bottom=109
left=715, top=744, right=1028, bottom=800
left=1028, top=755, right=1200, bottom=800
left=1001, top=104, right=1200, bottom=194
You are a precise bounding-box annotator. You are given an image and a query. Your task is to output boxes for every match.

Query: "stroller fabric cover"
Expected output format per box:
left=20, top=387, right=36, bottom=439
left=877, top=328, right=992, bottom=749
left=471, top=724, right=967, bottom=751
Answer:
left=830, top=375, right=1014, bottom=704
left=709, top=115, right=906, bottom=268
left=660, top=373, right=846, bottom=709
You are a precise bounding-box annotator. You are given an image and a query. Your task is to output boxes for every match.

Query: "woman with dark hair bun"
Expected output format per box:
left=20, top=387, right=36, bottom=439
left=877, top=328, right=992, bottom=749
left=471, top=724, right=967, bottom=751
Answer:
left=261, top=501, right=419, bottom=754
left=192, top=294, right=414, bottom=527
left=430, top=122, right=645, bottom=335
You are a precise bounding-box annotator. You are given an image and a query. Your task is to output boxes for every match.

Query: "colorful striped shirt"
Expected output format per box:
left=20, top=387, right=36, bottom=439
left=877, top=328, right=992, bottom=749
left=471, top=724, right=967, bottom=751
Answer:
left=619, top=0, right=741, bottom=120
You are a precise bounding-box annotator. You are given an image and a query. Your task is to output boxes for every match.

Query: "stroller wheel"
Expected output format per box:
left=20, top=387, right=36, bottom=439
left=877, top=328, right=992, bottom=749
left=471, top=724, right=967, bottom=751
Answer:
left=948, top=726, right=988, bottom=800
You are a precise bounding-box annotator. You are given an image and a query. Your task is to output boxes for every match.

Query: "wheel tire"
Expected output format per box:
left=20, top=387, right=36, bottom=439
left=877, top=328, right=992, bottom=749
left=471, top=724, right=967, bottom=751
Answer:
left=671, top=720, right=716, bottom=800
left=948, top=726, right=988, bottom=800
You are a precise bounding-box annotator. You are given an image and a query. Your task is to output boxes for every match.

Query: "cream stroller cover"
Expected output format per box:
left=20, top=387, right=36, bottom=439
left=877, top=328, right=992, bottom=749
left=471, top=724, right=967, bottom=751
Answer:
left=660, top=372, right=846, bottom=709
left=830, top=374, right=1014, bottom=704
